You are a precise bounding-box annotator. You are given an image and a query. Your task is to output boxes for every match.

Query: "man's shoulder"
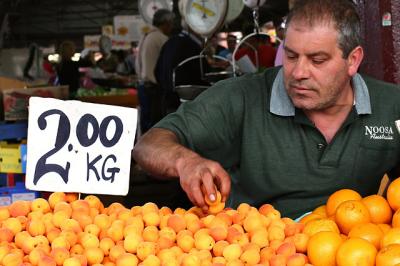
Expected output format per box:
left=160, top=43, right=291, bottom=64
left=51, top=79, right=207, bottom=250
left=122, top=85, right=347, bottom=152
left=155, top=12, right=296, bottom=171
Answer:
left=145, top=29, right=167, bottom=42
left=363, top=74, right=400, bottom=98
left=215, top=66, right=279, bottom=83
left=363, top=75, right=399, bottom=89
left=238, top=67, right=280, bottom=86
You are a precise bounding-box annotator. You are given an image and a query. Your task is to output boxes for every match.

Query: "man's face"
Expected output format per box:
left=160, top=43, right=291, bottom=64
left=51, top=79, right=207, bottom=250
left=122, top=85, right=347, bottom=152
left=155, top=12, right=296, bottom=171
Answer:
left=64, top=44, right=75, bottom=59
left=283, top=21, right=352, bottom=111
left=163, top=21, right=174, bottom=36
left=227, top=37, right=237, bottom=51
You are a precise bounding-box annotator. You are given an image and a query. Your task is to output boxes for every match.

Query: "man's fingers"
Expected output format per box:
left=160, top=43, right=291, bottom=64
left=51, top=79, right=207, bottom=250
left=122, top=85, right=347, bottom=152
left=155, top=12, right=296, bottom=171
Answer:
left=182, top=176, right=202, bottom=208
left=214, top=167, right=231, bottom=202
left=191, top=180, right=207, bottom=209
left=201, top=170, right=217, bottom=203
left=179, top=159, right=231, bottom=210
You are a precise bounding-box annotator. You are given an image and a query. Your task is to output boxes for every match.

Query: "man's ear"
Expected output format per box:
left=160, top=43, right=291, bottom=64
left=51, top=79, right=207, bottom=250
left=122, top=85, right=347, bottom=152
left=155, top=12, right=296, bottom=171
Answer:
left=347, top=46, right=364, bottom=76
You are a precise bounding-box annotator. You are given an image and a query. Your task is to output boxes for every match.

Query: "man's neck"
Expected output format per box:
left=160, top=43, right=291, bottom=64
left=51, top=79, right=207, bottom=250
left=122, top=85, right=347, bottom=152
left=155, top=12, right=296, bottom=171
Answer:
left=304, top=86, right=354, bottom=143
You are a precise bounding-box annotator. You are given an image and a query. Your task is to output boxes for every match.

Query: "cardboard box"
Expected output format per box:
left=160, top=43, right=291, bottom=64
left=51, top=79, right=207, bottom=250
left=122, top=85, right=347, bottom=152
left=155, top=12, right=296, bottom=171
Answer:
left=0, top=142, right=23, bottom=173
left=77, top=94, right=138, bottom=108
left=0, top=77, right=27, bottom=121
left=2, top=85, right=69, bottom=121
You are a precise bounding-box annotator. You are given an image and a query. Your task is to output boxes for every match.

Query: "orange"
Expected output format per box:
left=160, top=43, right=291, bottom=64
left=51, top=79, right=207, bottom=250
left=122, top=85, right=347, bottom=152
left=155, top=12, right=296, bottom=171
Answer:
left=392, top=208, right=400, bottom=228
left=326, top=189, right=362, bottom=217
left=348, top=223, right=384, bottom=249
left=312, top=205, right=327, bottom=217
left=387, top=177, right=400, bottom=211
left=362, top=195, right=392, bottom=224
left=307, top=231, right=343, bottom=266
left=377, top=223, right=392, bottom=234
left=380, top=228, right=400, bottom=248
left=302, top=218, right=340, bottom=237
left=334, top=200, right=370, bottom=235
left=299, top=213, right=323, bottom=224
left=376, top=244, right=400, bottom=266
left=336, top=238, right=377, bottom=266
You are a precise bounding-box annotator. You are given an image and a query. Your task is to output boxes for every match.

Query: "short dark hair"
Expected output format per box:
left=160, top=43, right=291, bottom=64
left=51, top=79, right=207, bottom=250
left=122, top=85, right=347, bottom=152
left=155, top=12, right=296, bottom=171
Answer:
left=285, top=0, right=361, bottom=58
left=152, top=9, right=175, bottom=27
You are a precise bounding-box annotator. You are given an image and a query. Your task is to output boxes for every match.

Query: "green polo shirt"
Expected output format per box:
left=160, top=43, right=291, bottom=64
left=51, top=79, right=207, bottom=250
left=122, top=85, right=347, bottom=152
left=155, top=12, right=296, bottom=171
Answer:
left=155, top=67, right=400, bottom=218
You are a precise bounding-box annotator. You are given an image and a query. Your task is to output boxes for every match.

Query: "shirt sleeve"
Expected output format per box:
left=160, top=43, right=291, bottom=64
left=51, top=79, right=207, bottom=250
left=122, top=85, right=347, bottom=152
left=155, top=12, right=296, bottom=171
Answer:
left=154, top=78, right=245, bottom=167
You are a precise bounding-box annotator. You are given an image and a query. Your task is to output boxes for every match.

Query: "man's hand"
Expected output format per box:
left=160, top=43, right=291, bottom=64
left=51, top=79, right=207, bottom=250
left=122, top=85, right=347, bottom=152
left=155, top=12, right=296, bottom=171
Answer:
left=176, top=155, right=231, bottom=211
left=133, top=128, right=231, bottom=210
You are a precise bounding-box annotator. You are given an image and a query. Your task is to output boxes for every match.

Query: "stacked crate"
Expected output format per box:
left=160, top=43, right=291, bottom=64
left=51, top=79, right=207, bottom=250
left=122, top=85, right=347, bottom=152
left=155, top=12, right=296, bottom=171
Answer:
left=0, top=121, right=39, bottom=205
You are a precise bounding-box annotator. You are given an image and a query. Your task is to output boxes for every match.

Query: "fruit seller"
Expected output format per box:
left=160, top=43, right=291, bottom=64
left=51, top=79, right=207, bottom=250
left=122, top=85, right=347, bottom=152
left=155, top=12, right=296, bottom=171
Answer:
left=133, top=0, right=400, bottom=219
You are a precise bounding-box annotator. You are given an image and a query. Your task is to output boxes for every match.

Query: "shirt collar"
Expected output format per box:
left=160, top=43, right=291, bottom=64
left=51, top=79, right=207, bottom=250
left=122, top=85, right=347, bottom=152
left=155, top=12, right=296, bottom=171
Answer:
left=269, top=68, right=372, bottom=116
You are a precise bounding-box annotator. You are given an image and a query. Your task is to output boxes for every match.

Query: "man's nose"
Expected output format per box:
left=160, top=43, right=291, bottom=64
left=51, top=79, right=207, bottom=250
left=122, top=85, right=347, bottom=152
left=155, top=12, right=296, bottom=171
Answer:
left=292, top=58, right=310, bottom=80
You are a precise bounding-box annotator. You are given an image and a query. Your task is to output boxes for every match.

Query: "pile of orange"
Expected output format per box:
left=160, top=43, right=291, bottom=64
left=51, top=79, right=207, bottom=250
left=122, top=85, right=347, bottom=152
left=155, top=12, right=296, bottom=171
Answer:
left=299, top=177, right=400, bottom=266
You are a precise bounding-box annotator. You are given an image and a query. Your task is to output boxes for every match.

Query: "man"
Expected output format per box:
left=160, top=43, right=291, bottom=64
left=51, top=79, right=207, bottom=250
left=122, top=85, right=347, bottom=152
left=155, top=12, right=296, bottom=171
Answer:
left=97, top=35, right=119, bottom=73
left=218, top=34, right=238, bottom=60
left=133, top=0, right=400, bottom=218
left=136, top=9, right=175, bottom=133
left=154, top=19, right=210, bottom=116
left=56, top=40, right=95, bottom=98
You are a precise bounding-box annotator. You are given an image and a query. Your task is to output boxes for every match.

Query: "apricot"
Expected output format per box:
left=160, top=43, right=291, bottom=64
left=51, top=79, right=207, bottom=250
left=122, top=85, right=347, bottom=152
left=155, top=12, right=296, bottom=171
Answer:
left=31, top=198, right=51, bottom=213
left=8, top=200, right=30, bottom=217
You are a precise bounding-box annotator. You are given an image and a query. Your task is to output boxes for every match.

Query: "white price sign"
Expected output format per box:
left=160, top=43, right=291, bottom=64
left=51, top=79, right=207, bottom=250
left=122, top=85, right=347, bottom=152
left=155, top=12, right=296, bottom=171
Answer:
left=26, top=97, right=137, bottom=195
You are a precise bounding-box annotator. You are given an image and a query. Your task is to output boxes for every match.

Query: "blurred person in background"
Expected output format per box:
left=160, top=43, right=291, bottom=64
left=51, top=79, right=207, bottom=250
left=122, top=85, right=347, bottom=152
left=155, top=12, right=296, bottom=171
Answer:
left=42, top=55, right=57, bottom=85
left=56, top=40, right=95, bottom=98
left=115, top=50, right=130, bottom=75
left=203, top=35, right=231, bottom=70
left=135, top=9, right=175, bottom=133
left=208, top=35, right=226, bottom=56
left=155, top=19, right=211, bottom=116
left=97, top=35, right=119, bottom=73
left=124, top=42, right=138, bottom=75
left=218, top=34, right=238, bottom=60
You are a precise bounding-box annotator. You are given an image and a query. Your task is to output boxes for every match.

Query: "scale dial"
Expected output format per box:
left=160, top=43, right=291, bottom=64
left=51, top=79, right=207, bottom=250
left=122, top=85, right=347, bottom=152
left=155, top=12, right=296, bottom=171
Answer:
left=139, top=0, right=173, bottom=24
left=226, top=0, right=245, bottom=23
left=185, top=0, right=228, bottom=37
left=243, top=0, right=266, bottom=9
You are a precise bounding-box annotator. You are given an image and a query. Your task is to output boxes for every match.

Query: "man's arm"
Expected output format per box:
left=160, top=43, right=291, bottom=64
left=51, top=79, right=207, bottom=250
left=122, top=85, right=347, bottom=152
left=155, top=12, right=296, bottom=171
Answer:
left=132, top=128, right=231, bottom=209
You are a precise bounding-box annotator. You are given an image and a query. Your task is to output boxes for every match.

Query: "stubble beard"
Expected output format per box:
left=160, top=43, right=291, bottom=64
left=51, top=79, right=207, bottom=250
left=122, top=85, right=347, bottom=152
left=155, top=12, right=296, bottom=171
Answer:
left=287, top=81, right=342, bottom=111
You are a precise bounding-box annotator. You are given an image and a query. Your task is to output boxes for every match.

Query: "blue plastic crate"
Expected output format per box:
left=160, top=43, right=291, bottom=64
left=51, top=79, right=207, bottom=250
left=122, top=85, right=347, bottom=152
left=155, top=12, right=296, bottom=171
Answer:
left=0, top=182, right=39, bottom=206
left=0, top=121, right=28, bottom=141
left=20, top=144, right=27, bottom=173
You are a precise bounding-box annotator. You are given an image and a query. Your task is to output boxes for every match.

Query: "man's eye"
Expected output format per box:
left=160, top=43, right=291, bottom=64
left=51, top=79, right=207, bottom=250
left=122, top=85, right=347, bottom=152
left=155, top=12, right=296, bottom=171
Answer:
left=312, top=59, right=326, bottom=64
left=286, top=54, right=297, bottom=60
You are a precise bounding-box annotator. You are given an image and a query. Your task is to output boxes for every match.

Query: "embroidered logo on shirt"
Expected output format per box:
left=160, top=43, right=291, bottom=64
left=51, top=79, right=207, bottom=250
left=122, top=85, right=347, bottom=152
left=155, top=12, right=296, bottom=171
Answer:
left=364, top=126, right=394, bottom=140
